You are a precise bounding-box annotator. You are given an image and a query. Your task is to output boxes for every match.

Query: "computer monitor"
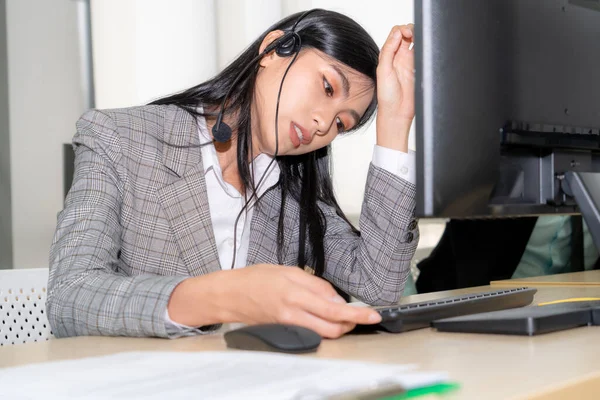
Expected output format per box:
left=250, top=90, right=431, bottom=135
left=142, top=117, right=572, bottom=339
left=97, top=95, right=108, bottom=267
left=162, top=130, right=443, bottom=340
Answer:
left=415, top=0, right=600, bottom=244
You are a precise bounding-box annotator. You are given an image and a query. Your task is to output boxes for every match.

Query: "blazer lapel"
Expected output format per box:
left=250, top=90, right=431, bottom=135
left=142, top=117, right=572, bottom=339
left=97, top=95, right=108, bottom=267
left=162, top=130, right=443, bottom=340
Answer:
left=156, top=106, right=221, bottom=276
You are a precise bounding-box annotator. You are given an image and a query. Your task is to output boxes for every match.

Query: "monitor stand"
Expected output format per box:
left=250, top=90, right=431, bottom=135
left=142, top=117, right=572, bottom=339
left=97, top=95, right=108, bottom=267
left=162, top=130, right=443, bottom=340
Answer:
left=564, top=172, right=600, bottom=252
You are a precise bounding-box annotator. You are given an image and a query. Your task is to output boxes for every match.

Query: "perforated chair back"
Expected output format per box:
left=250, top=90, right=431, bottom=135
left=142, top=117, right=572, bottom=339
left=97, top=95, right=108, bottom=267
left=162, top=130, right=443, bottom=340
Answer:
left=0, top=268, right=53, bottom=346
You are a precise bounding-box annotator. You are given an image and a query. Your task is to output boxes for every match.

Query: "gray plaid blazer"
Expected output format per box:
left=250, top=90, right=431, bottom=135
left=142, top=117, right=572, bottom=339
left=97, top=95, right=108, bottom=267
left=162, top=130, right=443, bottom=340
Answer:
left=47, top=105, right=419, bottom=338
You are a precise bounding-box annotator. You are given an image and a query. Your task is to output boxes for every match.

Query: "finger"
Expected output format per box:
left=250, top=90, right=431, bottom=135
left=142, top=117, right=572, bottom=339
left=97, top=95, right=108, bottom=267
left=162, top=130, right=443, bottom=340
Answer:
left=401, top=24, right=414, bottom=38
left=293, top=311, right=356, bottom=339
left=379, top=26, right=403, bottom=69
left=399, top=25, right=414, bottom=51
left=288, top=289, right=382, bottom=325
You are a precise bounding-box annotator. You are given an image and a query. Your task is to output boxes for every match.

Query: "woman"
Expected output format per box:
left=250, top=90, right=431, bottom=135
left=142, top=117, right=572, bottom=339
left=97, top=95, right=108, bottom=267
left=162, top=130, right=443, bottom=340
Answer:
left=47, top=9, right=418, bottom=339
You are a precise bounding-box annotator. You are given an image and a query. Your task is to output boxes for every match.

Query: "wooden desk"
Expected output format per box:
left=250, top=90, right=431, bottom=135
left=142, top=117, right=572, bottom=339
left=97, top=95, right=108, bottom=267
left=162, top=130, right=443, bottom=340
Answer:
left=491, top=270, right=600, bottom=287
left=1, top=286, right=599, bottom=400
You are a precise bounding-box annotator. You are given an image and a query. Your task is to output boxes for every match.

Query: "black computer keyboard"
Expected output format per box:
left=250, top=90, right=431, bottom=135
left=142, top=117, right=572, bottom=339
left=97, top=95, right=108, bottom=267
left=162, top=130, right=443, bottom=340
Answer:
left=356, top=287, right=537, bottom=333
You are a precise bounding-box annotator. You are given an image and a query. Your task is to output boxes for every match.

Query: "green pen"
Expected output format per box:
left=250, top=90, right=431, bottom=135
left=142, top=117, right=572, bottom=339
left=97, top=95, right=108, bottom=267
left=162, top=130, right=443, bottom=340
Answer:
left=379, top=383, right=461, bottom=399
left=324, top=382, right=460, bottom=400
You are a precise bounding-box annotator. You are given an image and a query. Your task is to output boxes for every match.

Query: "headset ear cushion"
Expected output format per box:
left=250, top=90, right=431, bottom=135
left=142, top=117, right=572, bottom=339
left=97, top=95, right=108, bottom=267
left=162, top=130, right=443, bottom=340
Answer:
left=275, top=32, right=301, bottom=57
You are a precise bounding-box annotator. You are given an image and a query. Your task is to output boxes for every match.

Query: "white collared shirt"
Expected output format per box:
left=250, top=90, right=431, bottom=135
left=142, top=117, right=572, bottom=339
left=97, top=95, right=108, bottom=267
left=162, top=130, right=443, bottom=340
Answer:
left=165, top=116, right=416, bottom=331
left=198, top=118, right=280, bottom=271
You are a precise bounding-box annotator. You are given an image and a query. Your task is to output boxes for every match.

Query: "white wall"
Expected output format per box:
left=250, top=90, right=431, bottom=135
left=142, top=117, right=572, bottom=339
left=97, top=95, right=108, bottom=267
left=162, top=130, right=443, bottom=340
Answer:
left=6, top=0, right=85, bottom=269
left=216, top=0, right=282, bottom=69
left=91, top=0, right=218, bottom=109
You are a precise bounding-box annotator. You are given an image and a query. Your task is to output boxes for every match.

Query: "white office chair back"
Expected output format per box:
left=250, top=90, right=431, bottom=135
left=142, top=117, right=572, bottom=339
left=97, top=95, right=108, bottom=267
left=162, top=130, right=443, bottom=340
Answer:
left=0, top=268, right=53, bottom=346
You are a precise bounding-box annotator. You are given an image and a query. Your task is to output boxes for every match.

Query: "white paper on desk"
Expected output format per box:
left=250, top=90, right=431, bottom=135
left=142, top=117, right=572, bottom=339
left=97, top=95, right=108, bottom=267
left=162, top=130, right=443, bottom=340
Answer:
left=0, top=351, right=447, bottom=400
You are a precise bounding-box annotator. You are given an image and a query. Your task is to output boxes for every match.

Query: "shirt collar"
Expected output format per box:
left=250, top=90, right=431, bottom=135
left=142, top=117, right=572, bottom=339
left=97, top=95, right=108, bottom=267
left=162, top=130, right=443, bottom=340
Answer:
left=197, top=112, right=280, bottom=198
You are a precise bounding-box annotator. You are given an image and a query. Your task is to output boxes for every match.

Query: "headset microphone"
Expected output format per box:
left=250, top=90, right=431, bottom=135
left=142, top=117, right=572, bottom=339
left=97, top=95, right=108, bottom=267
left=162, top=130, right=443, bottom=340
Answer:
left=211, top=112, right=233, bottom=143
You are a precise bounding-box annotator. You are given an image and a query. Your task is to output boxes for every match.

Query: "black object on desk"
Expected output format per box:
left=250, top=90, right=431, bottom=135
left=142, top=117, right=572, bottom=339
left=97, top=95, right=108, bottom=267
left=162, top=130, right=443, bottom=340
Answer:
left=355, top=287, right=537, bottom=333
left=592, top=308, right=600, bottom=325
left=224, top=324, right=321, bottom=354
left=63, top=143, right=76, bottom=199
left=432, top=302, right=600, bottom=336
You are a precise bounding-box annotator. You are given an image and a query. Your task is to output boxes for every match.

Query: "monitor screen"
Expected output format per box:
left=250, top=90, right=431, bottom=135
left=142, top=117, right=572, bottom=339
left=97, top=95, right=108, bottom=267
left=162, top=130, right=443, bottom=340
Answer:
left=415, top=0, right=600, bottom=218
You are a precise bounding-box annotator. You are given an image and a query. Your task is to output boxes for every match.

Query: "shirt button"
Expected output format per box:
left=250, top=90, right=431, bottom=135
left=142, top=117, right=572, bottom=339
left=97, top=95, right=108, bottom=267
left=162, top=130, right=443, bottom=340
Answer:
left=226, top=238, right=234, bottom=247
left=400, top=166, right=409, bottom=175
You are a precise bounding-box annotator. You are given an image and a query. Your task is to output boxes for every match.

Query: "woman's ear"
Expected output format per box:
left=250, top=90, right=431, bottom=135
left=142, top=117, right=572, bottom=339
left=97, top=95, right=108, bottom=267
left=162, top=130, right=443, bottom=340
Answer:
left=258, top=30, right=286, bottom=67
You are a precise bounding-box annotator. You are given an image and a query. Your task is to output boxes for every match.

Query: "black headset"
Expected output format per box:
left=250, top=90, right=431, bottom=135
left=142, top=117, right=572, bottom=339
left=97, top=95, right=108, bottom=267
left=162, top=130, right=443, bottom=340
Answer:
left=211, top=9, right=316, bottom=142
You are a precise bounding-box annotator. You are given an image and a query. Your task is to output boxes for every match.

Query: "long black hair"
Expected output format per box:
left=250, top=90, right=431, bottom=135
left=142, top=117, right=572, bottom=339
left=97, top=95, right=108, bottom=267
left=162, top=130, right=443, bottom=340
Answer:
left=151, top=9, right=380, bottom=277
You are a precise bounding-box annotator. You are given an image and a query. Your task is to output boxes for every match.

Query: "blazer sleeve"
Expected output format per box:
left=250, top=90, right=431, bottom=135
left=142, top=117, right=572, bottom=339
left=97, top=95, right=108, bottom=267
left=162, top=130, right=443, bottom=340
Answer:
left=321, top=164, right=418, bottom=306
left=47, top=110, right=187, bottom=338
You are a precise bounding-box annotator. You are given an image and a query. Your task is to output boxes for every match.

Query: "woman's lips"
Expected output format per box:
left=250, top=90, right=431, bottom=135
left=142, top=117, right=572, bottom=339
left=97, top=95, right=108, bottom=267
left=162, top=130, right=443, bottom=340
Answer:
left=289, top=121, right=311, bottom=148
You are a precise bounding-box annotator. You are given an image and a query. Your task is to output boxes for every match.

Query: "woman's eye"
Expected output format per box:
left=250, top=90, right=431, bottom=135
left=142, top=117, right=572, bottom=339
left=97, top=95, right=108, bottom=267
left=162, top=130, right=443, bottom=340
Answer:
left=323, top=77, right=334, bottom=97
left=336, top=117, right=346, bottom=133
